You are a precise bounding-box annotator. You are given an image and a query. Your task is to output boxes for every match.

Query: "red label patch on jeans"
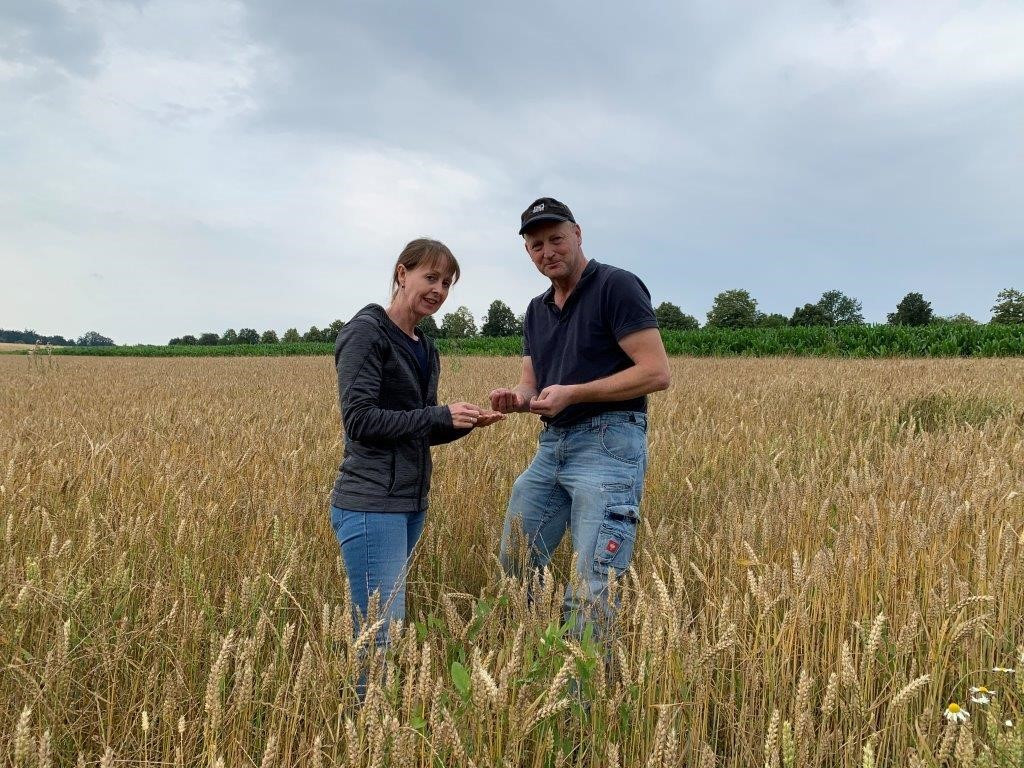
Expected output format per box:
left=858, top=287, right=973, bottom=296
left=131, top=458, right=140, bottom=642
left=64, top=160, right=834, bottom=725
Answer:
left=606, top=539, right=619, bottom=553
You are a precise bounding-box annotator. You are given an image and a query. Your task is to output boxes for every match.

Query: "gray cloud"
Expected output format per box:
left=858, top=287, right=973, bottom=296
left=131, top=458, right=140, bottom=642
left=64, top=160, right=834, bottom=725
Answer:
left=241, top=1, right=1024, bottom=319
left=0, top=0, right=103, bottom=77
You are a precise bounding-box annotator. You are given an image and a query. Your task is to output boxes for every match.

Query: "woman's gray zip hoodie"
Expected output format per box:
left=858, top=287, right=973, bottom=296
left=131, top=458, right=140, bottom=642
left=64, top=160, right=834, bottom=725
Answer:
left=329, top=304, right=470, bottom=512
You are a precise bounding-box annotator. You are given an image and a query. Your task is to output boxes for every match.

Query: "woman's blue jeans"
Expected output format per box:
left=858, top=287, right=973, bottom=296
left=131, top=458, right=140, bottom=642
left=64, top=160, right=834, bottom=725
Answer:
left=330, top=506, right=426, bottom=650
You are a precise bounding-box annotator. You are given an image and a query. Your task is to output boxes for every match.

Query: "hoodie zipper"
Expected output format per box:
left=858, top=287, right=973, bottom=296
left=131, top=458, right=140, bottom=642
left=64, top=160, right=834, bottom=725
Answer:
left=418, top=349, right=440, bottom=506
left=374, top=307, right=432, bottom=506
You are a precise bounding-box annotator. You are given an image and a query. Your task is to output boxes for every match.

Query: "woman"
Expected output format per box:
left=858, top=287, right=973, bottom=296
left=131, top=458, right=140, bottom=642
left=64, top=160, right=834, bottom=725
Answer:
left=329, top=238, right=502, bottom=674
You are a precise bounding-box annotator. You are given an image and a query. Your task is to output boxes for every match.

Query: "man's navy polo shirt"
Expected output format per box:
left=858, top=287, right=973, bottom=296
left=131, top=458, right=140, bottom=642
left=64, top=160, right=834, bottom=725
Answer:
left=523, top=260, right=659, bottom=428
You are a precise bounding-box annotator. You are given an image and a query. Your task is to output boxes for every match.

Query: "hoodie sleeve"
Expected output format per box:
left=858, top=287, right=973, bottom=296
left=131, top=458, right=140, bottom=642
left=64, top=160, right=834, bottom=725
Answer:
left=429, top=412, right=472, bottom=445
left=336, top=319, right=451, bottom=442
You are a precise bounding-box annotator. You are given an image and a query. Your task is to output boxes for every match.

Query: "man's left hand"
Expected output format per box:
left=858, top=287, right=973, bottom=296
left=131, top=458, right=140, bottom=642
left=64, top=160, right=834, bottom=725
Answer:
left=528, top=385, right=577, bottom=417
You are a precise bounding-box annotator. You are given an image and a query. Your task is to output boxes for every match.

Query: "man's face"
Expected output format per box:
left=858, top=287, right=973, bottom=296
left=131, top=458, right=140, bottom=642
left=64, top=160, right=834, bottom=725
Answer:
left=523, top=220, right=583, bottom=280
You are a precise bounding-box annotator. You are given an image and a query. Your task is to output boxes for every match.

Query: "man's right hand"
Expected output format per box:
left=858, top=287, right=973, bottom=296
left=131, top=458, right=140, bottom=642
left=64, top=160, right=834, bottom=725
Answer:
left=489, top=388, right=528, bottom=414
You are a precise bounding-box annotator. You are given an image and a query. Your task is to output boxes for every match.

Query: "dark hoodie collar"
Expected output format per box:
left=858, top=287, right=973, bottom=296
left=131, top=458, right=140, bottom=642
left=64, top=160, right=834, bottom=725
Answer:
left=356, top=303, right=433, bottom=348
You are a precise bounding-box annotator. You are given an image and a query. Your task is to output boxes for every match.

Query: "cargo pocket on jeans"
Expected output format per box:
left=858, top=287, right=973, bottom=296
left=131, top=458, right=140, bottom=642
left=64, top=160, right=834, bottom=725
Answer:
left=593, top=504, right=638, bottom=577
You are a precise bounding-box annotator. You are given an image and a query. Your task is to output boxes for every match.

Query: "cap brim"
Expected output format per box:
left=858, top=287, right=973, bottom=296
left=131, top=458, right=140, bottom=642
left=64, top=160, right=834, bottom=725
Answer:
left=518, top=214, right=571, bottom=235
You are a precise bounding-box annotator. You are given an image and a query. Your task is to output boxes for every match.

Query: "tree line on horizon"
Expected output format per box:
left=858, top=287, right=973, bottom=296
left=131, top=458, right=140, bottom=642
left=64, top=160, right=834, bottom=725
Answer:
left=164, top=286, right=1024, bottom=345
left=8, top=288, right=1021, bottom=349
left=0, top=329, right=114, bottom=347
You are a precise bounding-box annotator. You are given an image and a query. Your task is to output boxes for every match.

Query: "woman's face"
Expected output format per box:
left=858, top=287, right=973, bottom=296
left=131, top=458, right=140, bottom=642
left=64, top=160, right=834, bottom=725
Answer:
left=398, top=261, right=454, bottom=317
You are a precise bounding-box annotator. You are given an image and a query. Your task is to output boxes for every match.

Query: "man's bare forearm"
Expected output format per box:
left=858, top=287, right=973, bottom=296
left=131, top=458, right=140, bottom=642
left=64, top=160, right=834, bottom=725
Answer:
left=513, top=383, right=539, bottom=411
left=570, top=363, right=670, bottom=404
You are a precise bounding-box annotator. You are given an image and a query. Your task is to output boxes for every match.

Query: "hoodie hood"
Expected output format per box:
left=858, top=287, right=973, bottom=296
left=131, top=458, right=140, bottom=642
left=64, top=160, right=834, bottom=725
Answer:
left=335, top=303, right=438, bottom=361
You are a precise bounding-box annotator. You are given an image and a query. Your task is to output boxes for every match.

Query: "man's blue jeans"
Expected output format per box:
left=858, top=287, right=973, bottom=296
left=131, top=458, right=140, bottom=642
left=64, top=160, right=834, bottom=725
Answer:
left=499, top=411, right=647, bottom=636
left=330, top=506, right=426, bottom=649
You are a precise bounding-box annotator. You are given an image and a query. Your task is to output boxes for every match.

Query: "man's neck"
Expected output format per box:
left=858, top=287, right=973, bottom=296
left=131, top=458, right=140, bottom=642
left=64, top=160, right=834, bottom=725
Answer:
left=551, top=257, right=589, bottom=308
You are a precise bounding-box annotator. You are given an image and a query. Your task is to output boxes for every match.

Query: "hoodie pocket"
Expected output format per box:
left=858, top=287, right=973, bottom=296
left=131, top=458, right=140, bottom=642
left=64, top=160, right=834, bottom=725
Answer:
left=385, top=441, right=425, bottom=499
left=342, top=441, right=395, bottom=495
left=386, top=451, right=397, bottom=494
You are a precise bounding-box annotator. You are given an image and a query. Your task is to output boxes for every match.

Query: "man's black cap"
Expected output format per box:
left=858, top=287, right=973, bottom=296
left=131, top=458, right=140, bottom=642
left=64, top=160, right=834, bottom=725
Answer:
left=518, top=197, right=576, bottom=235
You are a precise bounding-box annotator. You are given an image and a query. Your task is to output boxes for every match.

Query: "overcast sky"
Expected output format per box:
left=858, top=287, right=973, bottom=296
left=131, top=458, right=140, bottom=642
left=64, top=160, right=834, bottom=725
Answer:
left=2, top=0, right=1022, bottom=344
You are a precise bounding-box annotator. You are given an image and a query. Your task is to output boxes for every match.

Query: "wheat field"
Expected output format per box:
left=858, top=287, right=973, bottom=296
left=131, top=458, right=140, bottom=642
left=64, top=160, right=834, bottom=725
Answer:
left=3, top=354, right=1024, bottom=767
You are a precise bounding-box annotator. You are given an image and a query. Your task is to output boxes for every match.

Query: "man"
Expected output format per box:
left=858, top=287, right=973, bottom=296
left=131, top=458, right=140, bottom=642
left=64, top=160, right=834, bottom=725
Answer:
left=490, top=197, right=671, bottom=636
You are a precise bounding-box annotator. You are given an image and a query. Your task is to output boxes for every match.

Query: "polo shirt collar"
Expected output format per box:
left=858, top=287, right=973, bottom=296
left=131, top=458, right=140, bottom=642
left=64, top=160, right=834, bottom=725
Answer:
left=542, top=260, right=600, bottom=306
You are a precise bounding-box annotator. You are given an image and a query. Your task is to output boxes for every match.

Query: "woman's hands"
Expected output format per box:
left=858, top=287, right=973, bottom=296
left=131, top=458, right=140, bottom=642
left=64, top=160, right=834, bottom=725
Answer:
left=448, top=402, right=506, bottom=429
left=448, top=402, right=480, bottom=428
left=474, top=410, right=506, bottom=428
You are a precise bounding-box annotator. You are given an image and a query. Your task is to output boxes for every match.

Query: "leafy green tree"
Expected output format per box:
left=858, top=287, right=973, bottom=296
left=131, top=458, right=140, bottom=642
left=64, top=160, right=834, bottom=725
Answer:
left=790, top=303, right=831, bottom=327
left=758, top=313, right=789, bottom=328
left=991, top=288, right=1024, bottom=324
left=418, top=315, right=441, bottom=337
left=817, top=290, right=864, bottom=325
left=887, top=293, right=933, bottom=326
left=260, top=330, right=279, bottom=344
left=440, top=306, right=477, bottom=339
left=706, top=290, right=758, bottom=329
left=181, top=334, right=198, bottom=346
left=481, top=300, right=519, bottom=337
left=326, top=319, right=345, bottom=342
left=168, top=337, right=183, bottom=346
left=77, top=331, right=115, bottom=346
left=0, top=329, right=71, bottom=345
left=221, top=328, right=238, bottom=345
left=0, top=328, right=33, bottom=343
left=933, top=313, right=977, bottom=325
left=515, top=313, right=526, bottom=335
left=198, top=332, right=220, bottom=345
left=282, top=327, right=301, bottom=343
left=302, top=326, right=321, bottom=343
left=655, top=302, right=699, bottom=331
left=237, top=328, right=260, bottom=344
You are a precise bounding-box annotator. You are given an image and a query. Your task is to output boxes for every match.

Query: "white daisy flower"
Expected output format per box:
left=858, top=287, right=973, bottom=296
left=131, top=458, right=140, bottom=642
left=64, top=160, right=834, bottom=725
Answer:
left=969, top=686, right=996, bottom=705
left=992, top=667, right=1016, bottom=674
left=944, top=702, right=969, bottom=723
left=1006, top=720, right=1014, bottom=728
